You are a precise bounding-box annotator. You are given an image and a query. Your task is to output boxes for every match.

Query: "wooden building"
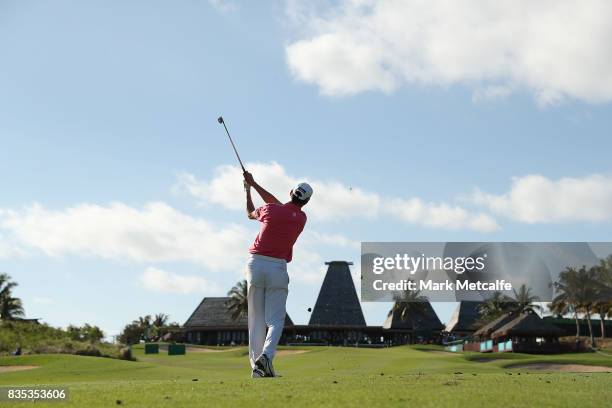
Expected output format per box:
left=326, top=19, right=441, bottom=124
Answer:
left=383, top=302, right=444, bottom=345
left=491, top=311, right=564, bottom=353
left=472, top=312, right=517, bottom=342
left=446, top=301, right=482, bottom=337
left=183, top=297, right=294, bottom=346
left=183, top=261, right=445, bottom=347
left=467, top=312, right=517, bottom=352
left=543, top=316, right=612, bottom=338
left=306, top=261, right=369, bottom=345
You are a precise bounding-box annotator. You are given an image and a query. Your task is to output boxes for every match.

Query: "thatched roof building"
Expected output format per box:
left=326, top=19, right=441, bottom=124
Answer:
left=473, top=312, right=516, bottom=340
left=446, top=301, right=482, bottom=335
left=183, top=261, right=443, bottom=346
left=309, top=261, right=366, bottom=327
left=492, top=311, right=564, bottom=339
left=382, top=301, right=443, bottom=345
left=383, top=302, right=443, bottom=332
left=183, top=297, right=293, bottom=345
left=184, top=297, right=293, bottom=329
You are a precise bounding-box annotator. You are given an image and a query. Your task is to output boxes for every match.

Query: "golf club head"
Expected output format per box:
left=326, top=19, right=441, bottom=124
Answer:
left=217, top=116, right=224, bottom=124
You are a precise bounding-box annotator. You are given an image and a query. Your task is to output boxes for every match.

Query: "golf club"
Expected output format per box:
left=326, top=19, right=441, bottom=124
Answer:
left=217, top=116, right=246, bottom=173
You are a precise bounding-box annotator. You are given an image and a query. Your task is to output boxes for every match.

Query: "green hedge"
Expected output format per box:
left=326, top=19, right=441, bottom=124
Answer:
left=0, top=320, right=129, bottom=360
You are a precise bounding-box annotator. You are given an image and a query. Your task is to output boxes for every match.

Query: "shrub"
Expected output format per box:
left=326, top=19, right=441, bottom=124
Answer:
left=0, top=320, right=125, bottom=360
left=119, top=347, right=133, bottom=361
left=117, top=323, right=144, bottom=345
left=75, top=346, right=102, bottom=357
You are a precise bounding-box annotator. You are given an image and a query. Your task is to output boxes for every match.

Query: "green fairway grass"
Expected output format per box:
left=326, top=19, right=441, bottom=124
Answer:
left=1, top=345, right=611, bottom=407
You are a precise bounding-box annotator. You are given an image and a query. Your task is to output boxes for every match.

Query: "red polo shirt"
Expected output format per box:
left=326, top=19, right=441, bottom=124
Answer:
left=249, top=202, right=307, bottom=262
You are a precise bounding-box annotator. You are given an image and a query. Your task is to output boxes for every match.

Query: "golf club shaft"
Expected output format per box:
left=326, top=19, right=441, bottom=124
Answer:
left=220, top=120, right=246, bottom=172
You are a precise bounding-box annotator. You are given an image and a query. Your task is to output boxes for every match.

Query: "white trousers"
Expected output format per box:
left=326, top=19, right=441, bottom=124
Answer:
left=246, top=254, right=289, bottom=369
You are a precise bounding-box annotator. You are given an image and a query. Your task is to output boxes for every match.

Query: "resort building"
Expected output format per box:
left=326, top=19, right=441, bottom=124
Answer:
left=445, top=301, right=482, bottom=337
left=182, top=260, right=445, bottom=346
left=490, top=311, right=564, bottom=353
left=459, top=310, right=565, bottom=354
left=306, top=261, right=369, bottom=345
left=543, top=316, right=612, bottom=338
left=183, top=297, right=294, bottom=346
left=382, top=301, right=444, bottom=345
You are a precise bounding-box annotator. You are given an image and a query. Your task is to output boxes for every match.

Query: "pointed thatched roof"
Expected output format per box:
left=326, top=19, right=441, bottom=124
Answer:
left=446, top=301, right=483, bottom=333
left=383, top=302, right=443, bottom=332
left=492, top=311, right=564, bottom=339
left=473, top=312, right=517, bottom=340
left=309, top=261, right=366, bottom=327
left=184, top=297, right=294, bottom=328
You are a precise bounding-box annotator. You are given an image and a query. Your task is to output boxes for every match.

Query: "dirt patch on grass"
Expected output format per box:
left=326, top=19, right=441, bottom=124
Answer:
left=184, top=347, right=307, bottom=356
left=470, top=357, right=503, bottom=363
left=0, top=365, right=39, bottom=373
left=276, top=350, right=309, bottom=356
left=512, top=363, right=612, bottom=373
left=186, top=347, right=240, bottom=353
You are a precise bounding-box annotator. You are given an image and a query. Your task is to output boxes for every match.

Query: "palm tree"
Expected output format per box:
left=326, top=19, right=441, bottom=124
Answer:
left=137, top=315, right=152, bottom=341
left=478, top=291, right=513, bottom=323
left=594, top=256, right=612, bottom=339
left=138, top=315, right=152, bottom=328
left=153, top=313, right=169, bottom=328
left=0, top=273, right=17, bottom=300
left=552, top=267, right=582, bottom=339
left=549, top=296, right=584, bottom=343
left=553, top=266, right=599, bottom=347
left=599, top=255, right=612, bottom=284
left=389, top=286, right=429, bottom=330
left=151, top=313, right=170, bottom=339
left=509, top=284, right=542, bottom=313
left=0, top=273, right=25, bottom=320
left=577, top=266, right=600, bottom=347
left=227, top=280, right=248, bottom=321
left=0, top=296, right=24, bottom=320
left=592, top=301, right=611, bottom=340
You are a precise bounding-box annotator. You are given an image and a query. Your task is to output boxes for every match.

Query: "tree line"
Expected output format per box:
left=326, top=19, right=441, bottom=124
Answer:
left=118, top=313, right=180, bottom=345
left=4, top=254, right=612, bottom=348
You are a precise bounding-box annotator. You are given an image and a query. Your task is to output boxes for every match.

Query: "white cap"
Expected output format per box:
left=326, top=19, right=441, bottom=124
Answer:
left=291, top=182, right=313, bottom=201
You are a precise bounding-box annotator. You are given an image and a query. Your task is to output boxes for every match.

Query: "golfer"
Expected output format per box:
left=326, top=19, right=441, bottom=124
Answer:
left=243, top=171, right=312, bottom=378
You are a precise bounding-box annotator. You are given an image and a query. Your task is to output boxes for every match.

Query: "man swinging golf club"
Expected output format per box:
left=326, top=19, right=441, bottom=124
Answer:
left=243, top=170, right=312, bottom=378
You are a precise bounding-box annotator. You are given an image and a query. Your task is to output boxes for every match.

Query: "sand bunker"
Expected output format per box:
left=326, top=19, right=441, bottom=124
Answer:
left=470, top=357, right=503, bottom=363
left=276, top=350, right=309, bottom=357
left=0, top=365, right=39, bottom=373
left=512, top=363, right=612, bottom=373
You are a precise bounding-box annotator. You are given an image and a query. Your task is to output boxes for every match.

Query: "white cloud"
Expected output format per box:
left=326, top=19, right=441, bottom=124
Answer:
left=140, top=267, right=221, bottom=295
left=290, top=231, right=360, bottom=284
left=0, top=237, right=26, bottom=258
left=178, top=162, right=498, bottom=232
left=285, top=0, right=612, bottom=104
left=385, top=198, right=499, bottom=232
left=177, top=162, right=380, bottom=221
left=472, top=174, right=612, bottom=223
left=472, top=85, right=514, bottom=103
left=0, top=202, right=251, bottom=271
left=289, top=248, right=328, bottom=284
left=0, top=199, right=362, bottom=285
left=303, top=231, right=360, bottom=250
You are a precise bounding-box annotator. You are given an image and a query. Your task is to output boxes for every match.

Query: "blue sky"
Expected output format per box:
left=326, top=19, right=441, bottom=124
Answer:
left=1, top=0, right=611, bottom=338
